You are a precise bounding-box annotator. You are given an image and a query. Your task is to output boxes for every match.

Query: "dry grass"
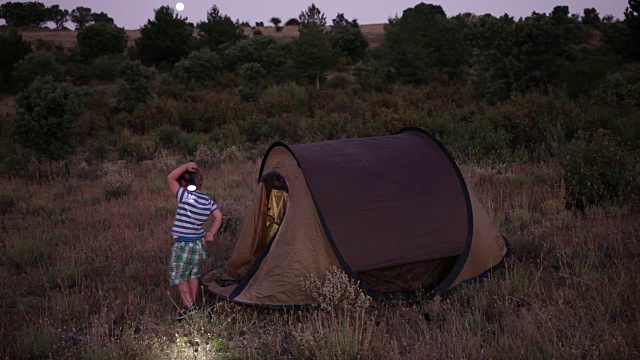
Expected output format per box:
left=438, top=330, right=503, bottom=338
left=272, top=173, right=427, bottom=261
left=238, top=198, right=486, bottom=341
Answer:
left=0, top=153, right=639, bottom=359
left=10, top=23, right=386, bottom=52
left=12, top=27, right=140, bottom=50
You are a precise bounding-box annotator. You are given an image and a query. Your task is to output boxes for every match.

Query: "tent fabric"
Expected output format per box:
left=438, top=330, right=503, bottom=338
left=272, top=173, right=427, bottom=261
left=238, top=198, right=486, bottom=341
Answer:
left=289, top=131, right=471, bottom=272
left=201, top=128, right=509, bottom=307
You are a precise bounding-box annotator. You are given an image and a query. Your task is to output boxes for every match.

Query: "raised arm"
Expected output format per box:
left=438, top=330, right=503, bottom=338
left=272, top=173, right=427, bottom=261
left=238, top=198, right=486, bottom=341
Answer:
left=167, top=161, right=197, bottom=196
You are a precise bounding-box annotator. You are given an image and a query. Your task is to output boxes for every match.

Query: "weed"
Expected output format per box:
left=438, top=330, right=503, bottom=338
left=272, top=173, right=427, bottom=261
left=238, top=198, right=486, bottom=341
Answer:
left=102, top=162, right=133, bottom=200
left=15, top=323, right=58, bottom=359
left=4, top=229, right=53, bottom=267
left=46, top=262, right=79, bottom=289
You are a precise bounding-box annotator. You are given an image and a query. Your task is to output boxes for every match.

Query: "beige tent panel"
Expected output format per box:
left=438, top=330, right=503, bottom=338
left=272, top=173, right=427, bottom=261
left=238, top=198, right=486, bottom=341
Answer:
left=223, top=185, right=269, bottom=279
left=448, top=190, right=507, bottom=289
left=208, top=147, right=342, bottom=305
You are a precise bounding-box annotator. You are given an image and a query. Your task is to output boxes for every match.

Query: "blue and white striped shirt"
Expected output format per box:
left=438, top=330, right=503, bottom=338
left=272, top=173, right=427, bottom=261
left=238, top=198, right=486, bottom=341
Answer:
left=171, top=187, right=218, bottom=239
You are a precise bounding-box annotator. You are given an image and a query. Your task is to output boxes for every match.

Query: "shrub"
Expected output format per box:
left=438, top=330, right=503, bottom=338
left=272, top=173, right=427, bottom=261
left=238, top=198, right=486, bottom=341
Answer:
left=102, top=161, right=133, bottom=199
left=238, top=62, right=266, bottom=85
left=302, top=265, right=371, bottom=312
left=118, top=135, right=155, bottom=163
left=173, top=48, right=221, bottom=86
left=261, top=82, right=308, bottom=116
left=15, top=323, right=58, bottom=359
left=325, top=73, right=353, bottom=89
left=89, top=54, right=126, bottom=81
left=0, top=29, right=32, bottom=92
left=151, top=125, right=182, bottom=149
left=46, top=262, right=79, bottom=289
left=238, top=86, right=261, bottom=103
left=177, top=132, right=207, bottom=155
left=561, top=129, right=639, bottom=208
left=4, top=228, right=54, bottom=267
left=11, top=52, right=65, bottom=91
left=115, top=60, right=157, bottom=114
left=14, top=76, right=86, bottom=161
left=591, top=68, right=640, bottom=111
left=157, top=73, right=188, bottom=99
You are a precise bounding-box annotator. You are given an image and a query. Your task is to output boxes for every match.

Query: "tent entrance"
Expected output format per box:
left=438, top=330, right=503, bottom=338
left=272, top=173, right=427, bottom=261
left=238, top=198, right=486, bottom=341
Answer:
left=261, top=173, right=288, bottom=245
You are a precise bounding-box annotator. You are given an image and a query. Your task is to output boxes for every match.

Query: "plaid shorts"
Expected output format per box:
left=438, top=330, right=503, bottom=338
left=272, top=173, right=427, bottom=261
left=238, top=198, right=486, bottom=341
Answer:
left=168, top=239, right=206, bottom=286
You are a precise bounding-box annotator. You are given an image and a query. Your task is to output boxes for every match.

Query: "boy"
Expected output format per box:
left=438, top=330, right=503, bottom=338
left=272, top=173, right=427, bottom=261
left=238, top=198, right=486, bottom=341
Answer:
left=167, top=161, right=223, bottom=320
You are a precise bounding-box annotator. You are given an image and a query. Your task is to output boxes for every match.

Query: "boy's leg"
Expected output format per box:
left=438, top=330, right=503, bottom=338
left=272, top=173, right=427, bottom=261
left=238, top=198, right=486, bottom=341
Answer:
left=188, top=277, right=199, bottom=306
left=177, top=281, right=195, bottom=308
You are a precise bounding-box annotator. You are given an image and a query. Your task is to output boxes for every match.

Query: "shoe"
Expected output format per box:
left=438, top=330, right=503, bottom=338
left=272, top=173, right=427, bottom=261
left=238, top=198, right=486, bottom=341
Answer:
left=174, top=304, right=198, bottom=321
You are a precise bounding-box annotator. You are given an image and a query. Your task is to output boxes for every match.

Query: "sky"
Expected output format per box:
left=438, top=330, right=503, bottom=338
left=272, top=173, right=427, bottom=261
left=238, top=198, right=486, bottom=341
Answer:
left=2, top=1, right=632, bottom=29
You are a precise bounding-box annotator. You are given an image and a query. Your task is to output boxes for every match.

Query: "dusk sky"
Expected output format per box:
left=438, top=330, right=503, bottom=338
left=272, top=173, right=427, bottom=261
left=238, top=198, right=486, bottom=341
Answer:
left=3, top=1, right=633, bottom=29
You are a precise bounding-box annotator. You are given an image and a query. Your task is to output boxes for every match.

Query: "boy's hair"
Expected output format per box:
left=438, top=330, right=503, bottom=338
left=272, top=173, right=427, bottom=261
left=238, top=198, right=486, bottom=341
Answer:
left=180, top=168, right=203, bottom=189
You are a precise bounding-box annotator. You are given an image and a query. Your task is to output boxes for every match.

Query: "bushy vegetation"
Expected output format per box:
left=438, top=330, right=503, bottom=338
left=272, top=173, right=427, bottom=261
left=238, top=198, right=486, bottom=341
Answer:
left=76, top=21, right=128, bottom=60
left=14, top=76, right=85, bottom=160
left=1, top=1, right=640, bottom=358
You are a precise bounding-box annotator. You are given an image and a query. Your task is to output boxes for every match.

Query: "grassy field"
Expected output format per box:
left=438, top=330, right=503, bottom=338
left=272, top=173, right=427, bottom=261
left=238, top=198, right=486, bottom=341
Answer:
left=0, top=148, right=638, bottom=359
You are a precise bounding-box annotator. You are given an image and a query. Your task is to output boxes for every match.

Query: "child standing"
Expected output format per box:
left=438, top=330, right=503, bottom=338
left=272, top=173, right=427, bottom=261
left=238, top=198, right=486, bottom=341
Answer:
left=166, top=161, right=223, bottom=320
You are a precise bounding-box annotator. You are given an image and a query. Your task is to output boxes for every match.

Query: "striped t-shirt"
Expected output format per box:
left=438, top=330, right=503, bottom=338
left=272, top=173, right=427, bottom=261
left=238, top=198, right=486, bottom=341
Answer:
left=171, top=187, right=218, bottom=239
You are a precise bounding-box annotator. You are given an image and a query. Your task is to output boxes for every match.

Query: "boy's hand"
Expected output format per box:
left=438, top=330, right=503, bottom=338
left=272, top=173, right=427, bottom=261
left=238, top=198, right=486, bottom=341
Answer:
left=205, top=232, right=215, bottom=243
left=186, top=162, right=197, bottom=172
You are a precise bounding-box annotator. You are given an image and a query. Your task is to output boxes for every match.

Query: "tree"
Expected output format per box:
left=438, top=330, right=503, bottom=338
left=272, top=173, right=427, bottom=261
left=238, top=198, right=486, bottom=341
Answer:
left=12, top=52, right=65, bottom=90
left=0, top=1, right=49, bottom=27
left=135, top=6, right=196, bottom=68
left=270, top=16, right=283, bottom=32
left=582, top=8, right=601, bottom=26
left=14, top=76, right=85, bottom=160
left=285, top=18, right=300, bottom=26
left=511, top=13, right=577, bottom=91
left=468, top=12, right=576, bottom=100
left=70, top=6, right=92, bottom=29
left=329, top=13, right=368, bottom=63
left=0, top=29, right=32, bottom=92
left=293, top=21, right=336, bottom=88
left=384, top=3, right=467, bottom=84
left=47, top=5, right=69, bottom=29
left=467, top=14, right=516, bottom=100
left=115, top=60, right=157, bottom=114
left=550, top=5, right=587, bottom=46
left=624, top=0, right=640, bottom=59
left=601, top=17, right=631, bottom=58
left=197, top=5, right=245, bottom=51
left=299, top=3, right=326, bottom=27
left=76, top=22, right=128, bottom=60
left=91, top=11, right=114, bottom=25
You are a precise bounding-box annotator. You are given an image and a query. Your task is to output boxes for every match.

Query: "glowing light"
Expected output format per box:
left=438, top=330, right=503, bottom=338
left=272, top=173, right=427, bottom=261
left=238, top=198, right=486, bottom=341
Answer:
left=175, top=2, right=185, bottom=12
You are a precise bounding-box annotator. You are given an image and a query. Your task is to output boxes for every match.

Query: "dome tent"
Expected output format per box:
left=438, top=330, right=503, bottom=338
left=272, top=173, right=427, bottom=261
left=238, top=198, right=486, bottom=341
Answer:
left=201, top=127, right=511, bottom=307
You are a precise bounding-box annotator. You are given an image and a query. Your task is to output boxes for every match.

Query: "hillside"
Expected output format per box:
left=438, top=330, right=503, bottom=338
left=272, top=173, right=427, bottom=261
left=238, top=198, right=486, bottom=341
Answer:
left=10, top=23, right=387, bottom=50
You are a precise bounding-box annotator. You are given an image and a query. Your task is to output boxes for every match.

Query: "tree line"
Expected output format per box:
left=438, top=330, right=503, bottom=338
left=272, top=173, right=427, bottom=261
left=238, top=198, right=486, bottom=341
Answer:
left=0, top=2, right=114, bottom=29
left=1, top=2, right=638, bottom=98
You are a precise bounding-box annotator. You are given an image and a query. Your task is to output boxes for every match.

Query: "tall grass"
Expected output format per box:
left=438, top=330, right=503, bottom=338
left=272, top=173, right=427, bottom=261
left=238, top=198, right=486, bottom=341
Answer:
left=0, top=149, right=638, bottom=359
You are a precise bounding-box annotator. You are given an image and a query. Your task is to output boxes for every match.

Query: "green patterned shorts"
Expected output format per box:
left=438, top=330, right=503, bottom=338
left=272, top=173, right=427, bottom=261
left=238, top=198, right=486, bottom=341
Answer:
left=168, top=239, right=206, bottom=286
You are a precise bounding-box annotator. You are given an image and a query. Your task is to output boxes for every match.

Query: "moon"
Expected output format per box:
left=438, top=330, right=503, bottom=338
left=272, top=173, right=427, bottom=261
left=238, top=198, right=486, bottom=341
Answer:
left=175, top=2, right=185, bottom=12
